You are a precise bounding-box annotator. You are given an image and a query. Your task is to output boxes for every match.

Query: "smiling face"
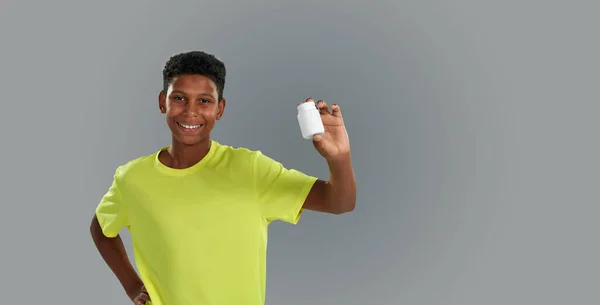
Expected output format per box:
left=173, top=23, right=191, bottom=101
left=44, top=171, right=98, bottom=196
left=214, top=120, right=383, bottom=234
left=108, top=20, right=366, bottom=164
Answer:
left=158, top=74, right=226, bottom=146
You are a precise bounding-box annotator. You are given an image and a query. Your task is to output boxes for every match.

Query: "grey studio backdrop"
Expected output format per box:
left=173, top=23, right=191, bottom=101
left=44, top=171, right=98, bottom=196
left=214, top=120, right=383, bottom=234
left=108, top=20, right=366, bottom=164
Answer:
left=0, top=0, right=598, bottom=304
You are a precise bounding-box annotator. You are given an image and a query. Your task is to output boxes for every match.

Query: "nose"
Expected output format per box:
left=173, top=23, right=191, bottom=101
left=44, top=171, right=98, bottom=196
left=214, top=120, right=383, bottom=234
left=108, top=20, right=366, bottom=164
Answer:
left=184, top=101, right=200, bottom=117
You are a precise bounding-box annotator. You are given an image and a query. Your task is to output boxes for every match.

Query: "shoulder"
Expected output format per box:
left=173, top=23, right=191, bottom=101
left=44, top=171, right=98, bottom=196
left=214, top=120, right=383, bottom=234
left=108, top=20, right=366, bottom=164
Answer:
left=209, top=141, right=285, bottom=178
left=113, top=150, right=160, bottom=181
left=212, top=140, right=262, bottom=166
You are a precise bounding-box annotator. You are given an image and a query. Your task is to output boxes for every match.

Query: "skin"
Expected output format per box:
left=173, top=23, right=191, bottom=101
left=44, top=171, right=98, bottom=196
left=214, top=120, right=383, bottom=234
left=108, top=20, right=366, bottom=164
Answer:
left=90, top=74, right=356, bottom=304
left=90, top=217, right=149, bottom=304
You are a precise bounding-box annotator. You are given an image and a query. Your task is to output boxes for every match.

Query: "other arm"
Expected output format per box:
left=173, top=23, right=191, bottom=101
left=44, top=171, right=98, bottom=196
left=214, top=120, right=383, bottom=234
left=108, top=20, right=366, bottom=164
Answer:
left=302, top=98, right=356, bottom=214
left=254, top=99, right=355, bottom=222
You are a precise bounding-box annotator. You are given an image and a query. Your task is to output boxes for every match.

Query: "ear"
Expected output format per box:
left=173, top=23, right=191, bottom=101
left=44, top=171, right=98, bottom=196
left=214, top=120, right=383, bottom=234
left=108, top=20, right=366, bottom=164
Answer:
left=158, top=90, right=167, bottom=114
left=216, top=98, right=226, bottom=120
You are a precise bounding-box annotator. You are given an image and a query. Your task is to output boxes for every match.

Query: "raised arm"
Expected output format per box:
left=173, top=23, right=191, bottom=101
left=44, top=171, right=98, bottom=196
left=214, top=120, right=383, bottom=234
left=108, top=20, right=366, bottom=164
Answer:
left=301, top=99, right=356, bottom=214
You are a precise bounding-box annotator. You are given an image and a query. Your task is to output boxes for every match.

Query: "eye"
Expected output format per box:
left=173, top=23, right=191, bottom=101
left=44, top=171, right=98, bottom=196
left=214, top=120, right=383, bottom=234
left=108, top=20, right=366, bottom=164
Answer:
left=200, top=99, right=210, bottom=104
left=172, top=96, right=186, bottom=102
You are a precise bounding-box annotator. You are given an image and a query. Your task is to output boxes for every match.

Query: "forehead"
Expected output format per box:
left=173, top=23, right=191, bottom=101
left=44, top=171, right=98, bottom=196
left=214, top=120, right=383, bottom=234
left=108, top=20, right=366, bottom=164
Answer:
left=168, top=74, right=218, bottom=96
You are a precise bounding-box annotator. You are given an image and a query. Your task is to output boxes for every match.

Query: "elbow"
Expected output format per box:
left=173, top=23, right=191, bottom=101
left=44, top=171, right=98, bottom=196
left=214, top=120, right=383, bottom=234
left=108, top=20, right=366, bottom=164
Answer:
left=331, top=199, right=356, bottom=214
left=90, top=217, right=100, bottom=241
left=90, top=216, right=96, bottom=235
left=329, top=188, right=356, bottom=214
left=90, top=215, right=106, bottom=240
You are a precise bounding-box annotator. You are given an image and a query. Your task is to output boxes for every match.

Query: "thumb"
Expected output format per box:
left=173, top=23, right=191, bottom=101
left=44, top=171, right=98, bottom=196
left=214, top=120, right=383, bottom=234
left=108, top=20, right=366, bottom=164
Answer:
left=312, top=134, right=326, bottom=149
left=312, top=134, right=327, bottom=153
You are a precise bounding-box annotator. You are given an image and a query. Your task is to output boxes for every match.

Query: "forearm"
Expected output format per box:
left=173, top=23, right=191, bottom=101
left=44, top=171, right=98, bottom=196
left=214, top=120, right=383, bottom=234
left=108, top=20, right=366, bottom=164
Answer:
left=90, top=216, right=142, bottom=299
left=325, top=153, right=356, bottom=213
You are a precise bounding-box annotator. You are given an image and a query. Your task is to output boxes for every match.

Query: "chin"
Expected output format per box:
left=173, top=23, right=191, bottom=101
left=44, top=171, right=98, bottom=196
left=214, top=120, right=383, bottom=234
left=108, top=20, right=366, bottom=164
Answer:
left=174, top=133, right=210, bottom=146
left=176, top=136, right=202, bottom=145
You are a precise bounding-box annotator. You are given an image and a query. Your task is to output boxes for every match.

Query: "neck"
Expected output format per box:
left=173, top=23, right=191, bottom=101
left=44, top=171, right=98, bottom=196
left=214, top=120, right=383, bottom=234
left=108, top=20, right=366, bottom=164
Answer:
left=165, top=137, right=212, bottom=169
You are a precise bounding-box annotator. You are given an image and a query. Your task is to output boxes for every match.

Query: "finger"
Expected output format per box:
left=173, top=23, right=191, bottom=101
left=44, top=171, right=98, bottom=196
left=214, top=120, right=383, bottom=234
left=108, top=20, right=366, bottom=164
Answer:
left=135, top=293, right=150, bottom=303
left=140, top=293, right=151, bottom=301
left=330, top=104, right=342, bottom=117
left=317, top=100, right=330, bottom=115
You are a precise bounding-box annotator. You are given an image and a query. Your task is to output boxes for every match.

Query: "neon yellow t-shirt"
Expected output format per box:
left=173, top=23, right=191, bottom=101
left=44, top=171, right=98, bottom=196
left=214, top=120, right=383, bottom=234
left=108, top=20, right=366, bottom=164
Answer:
left=95, top=140, right=318, bottom=305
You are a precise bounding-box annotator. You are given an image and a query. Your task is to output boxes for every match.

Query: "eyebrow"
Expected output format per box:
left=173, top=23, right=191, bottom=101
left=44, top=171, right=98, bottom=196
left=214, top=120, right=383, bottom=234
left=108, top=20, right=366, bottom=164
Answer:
left=170, top=90, right=215, bottom=98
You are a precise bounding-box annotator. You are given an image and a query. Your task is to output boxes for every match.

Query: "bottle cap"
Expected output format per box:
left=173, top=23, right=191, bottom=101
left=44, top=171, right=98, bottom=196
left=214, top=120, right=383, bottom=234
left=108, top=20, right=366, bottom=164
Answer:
left=297, top=101, right=316, bottom=111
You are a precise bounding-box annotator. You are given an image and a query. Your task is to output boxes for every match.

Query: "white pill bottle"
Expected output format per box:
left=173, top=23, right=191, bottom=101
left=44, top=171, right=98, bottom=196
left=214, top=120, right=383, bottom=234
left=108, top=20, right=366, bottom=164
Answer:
left=297, top=101, right=325, bottom=139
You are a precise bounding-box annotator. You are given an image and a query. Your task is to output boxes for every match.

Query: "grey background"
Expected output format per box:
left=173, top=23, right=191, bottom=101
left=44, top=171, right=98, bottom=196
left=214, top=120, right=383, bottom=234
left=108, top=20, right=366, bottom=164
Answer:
left=1, top=0, right=598, bottom=304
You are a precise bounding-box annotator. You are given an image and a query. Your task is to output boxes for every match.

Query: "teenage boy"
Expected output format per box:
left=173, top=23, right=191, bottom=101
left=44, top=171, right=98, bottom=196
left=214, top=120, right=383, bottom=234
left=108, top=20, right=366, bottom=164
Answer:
left=90, top=51, right=356, bottom=305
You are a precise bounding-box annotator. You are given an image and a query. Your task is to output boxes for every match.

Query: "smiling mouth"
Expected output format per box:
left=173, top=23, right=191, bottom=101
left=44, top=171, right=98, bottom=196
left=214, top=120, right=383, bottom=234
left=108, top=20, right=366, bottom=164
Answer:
left=176, top=121, right=204, bottom=130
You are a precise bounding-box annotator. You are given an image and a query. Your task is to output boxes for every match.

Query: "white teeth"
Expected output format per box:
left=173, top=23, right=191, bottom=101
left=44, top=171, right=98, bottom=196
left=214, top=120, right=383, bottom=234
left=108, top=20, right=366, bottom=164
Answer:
left=177, top=122, right=202, bottom=129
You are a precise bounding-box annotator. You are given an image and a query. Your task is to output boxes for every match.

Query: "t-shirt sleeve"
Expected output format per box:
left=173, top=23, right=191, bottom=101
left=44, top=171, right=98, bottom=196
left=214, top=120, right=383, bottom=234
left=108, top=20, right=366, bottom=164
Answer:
left=95, top=166, right=129, bottom=237
left=252, top=150, right=318, bottom=224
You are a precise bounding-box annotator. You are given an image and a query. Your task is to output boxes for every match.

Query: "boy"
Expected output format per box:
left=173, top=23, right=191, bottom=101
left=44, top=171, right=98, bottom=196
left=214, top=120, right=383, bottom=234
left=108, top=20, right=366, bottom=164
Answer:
left=90, top=51, right=356, bottom=305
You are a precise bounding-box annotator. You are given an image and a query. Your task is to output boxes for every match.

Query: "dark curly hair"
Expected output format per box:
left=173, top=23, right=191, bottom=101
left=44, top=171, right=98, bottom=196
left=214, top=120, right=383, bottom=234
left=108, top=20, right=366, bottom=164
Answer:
left=162, top=51, right=226, bottom=100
